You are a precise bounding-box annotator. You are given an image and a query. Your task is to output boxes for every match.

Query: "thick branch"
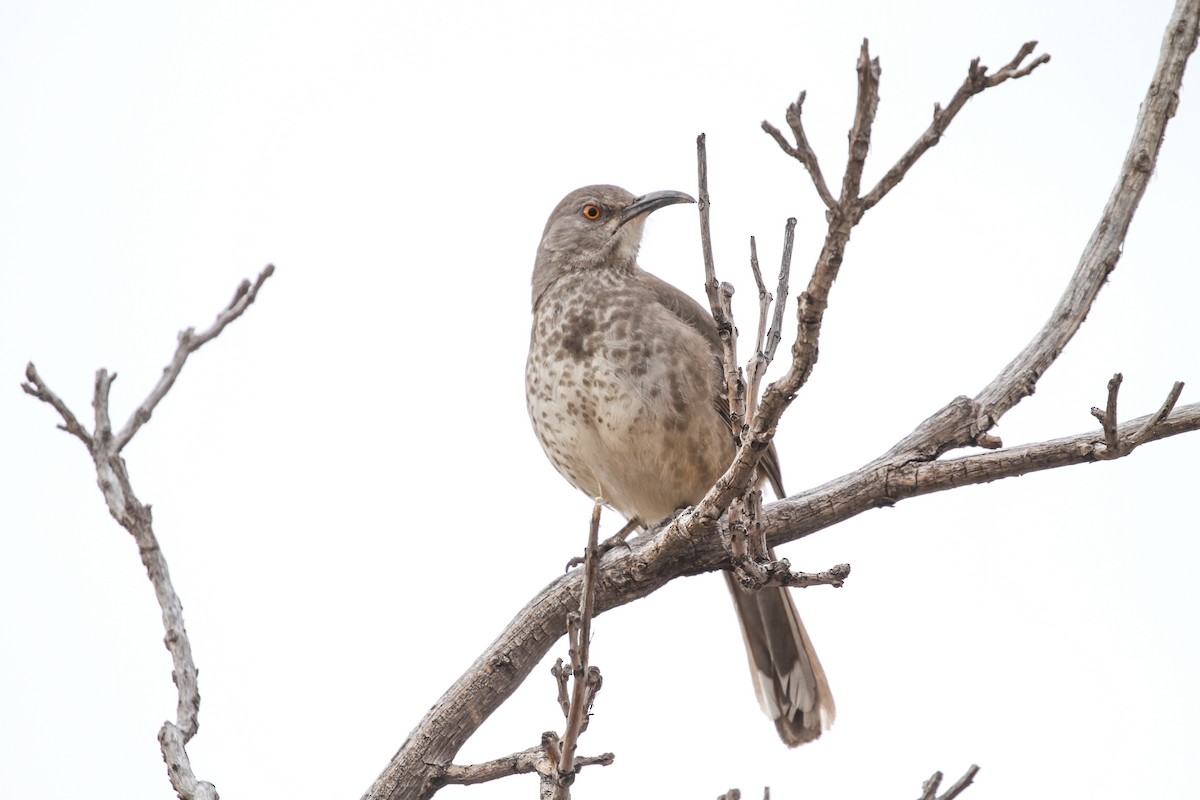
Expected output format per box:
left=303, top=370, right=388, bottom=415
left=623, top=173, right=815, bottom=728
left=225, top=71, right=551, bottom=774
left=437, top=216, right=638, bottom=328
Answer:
left=763, top=401, right=1200, bottom=543
left=363, top=401, right=1200, bottom=800
left=973, top=1, right=1198, bottom=428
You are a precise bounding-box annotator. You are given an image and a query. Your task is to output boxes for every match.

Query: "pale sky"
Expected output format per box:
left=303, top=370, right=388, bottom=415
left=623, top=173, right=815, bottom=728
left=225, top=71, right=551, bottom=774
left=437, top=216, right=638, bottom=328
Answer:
left=2, top=2, right=1197, bottom=799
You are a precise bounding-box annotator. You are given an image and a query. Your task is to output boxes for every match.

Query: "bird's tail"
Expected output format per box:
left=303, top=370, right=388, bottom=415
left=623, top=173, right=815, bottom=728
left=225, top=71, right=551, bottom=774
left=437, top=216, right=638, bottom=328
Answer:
left=724, top=569, right=836, bottom=746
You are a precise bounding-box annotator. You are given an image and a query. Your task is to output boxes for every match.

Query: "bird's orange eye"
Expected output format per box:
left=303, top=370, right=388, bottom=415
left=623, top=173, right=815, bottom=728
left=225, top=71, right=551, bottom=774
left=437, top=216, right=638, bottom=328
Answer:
left=581, top=204, right=602, bottom=220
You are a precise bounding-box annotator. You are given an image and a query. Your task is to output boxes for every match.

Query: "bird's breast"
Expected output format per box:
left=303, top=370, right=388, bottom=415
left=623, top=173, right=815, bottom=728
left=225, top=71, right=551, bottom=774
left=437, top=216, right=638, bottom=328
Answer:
left=525, top=270, right=732, bottom=522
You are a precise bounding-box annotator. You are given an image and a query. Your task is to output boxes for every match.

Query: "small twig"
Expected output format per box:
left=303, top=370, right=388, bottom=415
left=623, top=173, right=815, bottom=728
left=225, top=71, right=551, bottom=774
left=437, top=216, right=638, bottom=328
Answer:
left=748, top=239, right=768, bottom=331
left=860, top=43, right=1049, bottom=213
left=937, top=764, right=981, bottom=800
left=1128, top=381, right=1185, bottom=450
left=745, top=222, right=796, bottom=421
left=1090, top=375, right=1184, bottom=459
left=920, top=771, right=943, bottom=800
left=990, top=41, right=1047, bottom=83
left=436, top=745, right=613, bottom=787
left=112, top=264, right=275, bottom=453
left=717, top=787, right=772, bottom=800
left=1090, top=372, right=1124, bottom=455
left=697, top=134, right=746, bottom=433
left=555, top=503, right=607, bottom=792
left=745, top=237, right=772, bottom=419
left=443, top=746, right=545, bottom=786
left=766, top=219, right=795, bottom=367
left=761, top=91, right=838, bottom=209
left=21, top=364, right=94, bottom=449
left=841, top=40, right=883, bottom=206
left=716, top=281, right=747, bottom=427
left=697, top=133, right=722, bottom=314
left=738, top=561, right=851, bottom=591
left=550, top=659, right=570, bottom=718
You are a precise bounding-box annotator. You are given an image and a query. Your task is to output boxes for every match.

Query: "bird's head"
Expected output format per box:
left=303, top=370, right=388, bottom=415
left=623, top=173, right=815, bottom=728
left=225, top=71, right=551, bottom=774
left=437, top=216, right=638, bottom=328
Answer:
left=532, top=184, right=694, bottom=307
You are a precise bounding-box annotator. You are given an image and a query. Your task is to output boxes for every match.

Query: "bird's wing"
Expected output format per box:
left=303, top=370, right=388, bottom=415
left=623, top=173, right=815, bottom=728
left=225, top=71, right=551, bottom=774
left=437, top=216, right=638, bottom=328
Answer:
left=637, top=270, right=786, bottom=498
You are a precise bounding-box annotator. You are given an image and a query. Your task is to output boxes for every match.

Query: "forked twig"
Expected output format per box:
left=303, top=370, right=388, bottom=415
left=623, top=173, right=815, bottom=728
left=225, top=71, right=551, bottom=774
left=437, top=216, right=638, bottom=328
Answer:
left=21, top=265, right=275, bottom=800
left=689, top=39, right=1053, bottom=522
left=1089, top=373, right=1185, bottom=459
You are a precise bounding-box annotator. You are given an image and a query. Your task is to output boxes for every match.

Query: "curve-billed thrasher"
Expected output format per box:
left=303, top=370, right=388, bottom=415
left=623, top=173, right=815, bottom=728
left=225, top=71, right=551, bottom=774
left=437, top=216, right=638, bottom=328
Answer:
left=525, top=184, right=835, bottom=746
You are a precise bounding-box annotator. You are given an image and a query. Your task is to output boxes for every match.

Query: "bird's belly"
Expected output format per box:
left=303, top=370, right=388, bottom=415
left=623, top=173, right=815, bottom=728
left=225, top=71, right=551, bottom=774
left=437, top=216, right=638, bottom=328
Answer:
left=526, top=315, right=731, bottom=523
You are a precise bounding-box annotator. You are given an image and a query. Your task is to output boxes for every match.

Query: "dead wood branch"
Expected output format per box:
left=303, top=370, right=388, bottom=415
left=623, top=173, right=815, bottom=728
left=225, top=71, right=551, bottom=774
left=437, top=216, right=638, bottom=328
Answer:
left=920, top=764, right=982, bottom=800
left=431, top=745, right=612, bottom=789
left=22, top=265, right=275, bottom=800
left=432, top=506, right=612, bottom=798
left=1091, top=374, right=1186, bottom=459
left=366, top=8, right=1198, bottom=797
left=553, top=504, right=607, bottom=796
left=365, top=394, right=1199, bottom=800
left=973, top=9, right=1197, bottom=428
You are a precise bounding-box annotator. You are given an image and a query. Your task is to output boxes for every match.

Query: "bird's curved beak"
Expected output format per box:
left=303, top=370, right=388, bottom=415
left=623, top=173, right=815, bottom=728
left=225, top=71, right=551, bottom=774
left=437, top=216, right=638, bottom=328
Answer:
left=618, top=190, right=696, bottom=228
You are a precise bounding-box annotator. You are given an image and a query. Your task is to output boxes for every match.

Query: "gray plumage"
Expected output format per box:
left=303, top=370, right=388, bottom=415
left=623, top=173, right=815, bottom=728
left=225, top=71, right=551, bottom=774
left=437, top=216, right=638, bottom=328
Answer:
left=525, top=184, right=835, bottom=746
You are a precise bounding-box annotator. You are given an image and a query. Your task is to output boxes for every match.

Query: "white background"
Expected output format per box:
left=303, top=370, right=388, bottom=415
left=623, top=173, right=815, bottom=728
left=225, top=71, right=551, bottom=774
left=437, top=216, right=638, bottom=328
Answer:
left=2, top=2, right=1197, bottom=798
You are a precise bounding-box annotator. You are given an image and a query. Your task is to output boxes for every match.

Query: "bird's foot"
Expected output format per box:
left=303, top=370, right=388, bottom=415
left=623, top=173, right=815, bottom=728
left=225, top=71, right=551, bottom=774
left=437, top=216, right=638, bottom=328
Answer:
left=564, top=516, right=642, bottom=571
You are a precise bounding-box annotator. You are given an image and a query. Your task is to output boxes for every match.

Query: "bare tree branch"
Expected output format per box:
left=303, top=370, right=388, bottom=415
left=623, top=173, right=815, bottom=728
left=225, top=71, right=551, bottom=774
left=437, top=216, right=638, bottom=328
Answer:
left=747, top=560, right=850, bottom=590
left=1128, top=381, right=1186, bottom=452
left=935, top=764, right=982, bottom=800
left=766, top=400, right=1200, bottom=542
left=22, top=265, right=275, bottom=800
left=112, top=264, right=275, bottom=453
left=745, top=219, right=796, bottom=419
left=762, top=91, right=837, bottom=209
left=690, top=40, right=1049, bottom=527
left=363, top=10, right=1196, bottom=797
left=744, top=235, right=772, bottom=420
left=20, top=364, right=94, bottom=448
left=555, top=504, right=606, bottom=793
left=1091, top=372, right=1124, bottom=455
left=973, top=4, right=1197, bottom=428
left=861, top=43, right=1050, bottom=213
left=431, top=746, right=613, bottom=788
left=840, top=40, right=882, bottom=206
left=364, top=404, right=1200, bottom=800
left=721, top=764, right=977, bottom=800
left=698, top=133, right=748, bottom=432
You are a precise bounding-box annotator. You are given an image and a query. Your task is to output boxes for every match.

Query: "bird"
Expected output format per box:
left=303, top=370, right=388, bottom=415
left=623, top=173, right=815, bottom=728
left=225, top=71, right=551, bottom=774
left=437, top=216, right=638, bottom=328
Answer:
left=525, top=183, right=835, bottom=746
